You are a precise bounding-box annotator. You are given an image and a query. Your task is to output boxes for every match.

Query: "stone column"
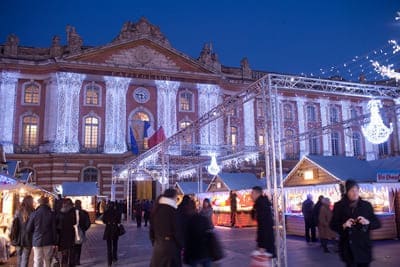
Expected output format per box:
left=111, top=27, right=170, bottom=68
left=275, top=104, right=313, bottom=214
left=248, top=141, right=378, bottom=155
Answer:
left=0, top=71, right=18, bottom=153
left=53, top=72, right=85, bottom=153
left=320, top=99, right=331, bottom=156
left=296, top=97, right=308, bottom=157
left=244, top=99, right=256, bottom=147
left=341, top=100, right=353, bottom=156
left=362, top=101, right=377, bottom=161
left=155, top=80, right=180, bottom=138
left=104, top=76, right=131, bottom=153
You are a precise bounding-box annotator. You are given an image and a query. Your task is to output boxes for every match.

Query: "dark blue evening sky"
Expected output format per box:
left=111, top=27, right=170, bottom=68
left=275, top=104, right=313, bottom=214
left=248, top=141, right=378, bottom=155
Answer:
left=1, top=0, right=399, bottom=77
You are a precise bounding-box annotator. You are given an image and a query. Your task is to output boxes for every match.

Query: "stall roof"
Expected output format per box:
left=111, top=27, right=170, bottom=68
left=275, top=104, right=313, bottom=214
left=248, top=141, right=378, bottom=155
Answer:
left=6, top=161, right=19, bottom=177
left=368, top=156, right=400, bottom=171
left=62, top=182, right=98, bottom=196
left=175, top=182, right=208, bottom=195
left=216, top=172, right=266, bottom=191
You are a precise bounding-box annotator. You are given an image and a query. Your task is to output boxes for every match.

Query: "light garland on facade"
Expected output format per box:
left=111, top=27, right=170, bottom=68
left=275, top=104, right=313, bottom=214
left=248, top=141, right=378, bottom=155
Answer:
left=207, top=153, right=221, bottom=175
left=361, top=100, right=393, bottom=144
left=155, top=80, right=180, bottom=138
left=244, top=99, right=256, bottom=146
left=138, top=149, right=160, bottom=167
left=54, top=72, right=85, bottom=153
left=104, top=76, right=131, bottom=153
left=0, top=71, right=18, bottom=153
left=177, top=168, right=197, bottom=179
left=221, top=152, right=259, bottom=168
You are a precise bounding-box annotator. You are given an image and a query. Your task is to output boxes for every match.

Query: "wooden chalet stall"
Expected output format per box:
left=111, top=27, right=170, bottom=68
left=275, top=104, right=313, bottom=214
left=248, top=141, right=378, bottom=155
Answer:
left=283, top=155, right=399, bottom=240
left=201, top=172, right=266, bottom=227
left=62, top=182, right=98, bottom=223
left=175, top=181, right=208, bottom=206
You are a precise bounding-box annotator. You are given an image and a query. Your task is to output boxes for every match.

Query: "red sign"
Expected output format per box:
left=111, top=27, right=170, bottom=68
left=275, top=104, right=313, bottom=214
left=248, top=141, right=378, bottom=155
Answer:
left=376, top=171, right=400, bottom=182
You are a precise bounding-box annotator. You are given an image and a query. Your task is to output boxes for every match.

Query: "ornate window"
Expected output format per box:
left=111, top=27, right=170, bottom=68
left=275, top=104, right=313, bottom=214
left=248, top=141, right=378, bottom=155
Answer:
left=352, top=132, right=362, bottom=157
left=23, top=82, right=40, bottom=104
left=330, top=106, right=339, bottom=123
left=179, top=120, right=192, bottom=144
left=83, top=116, right=99, bottom=148
left=84, top=83, right=101, bottom=106
left=350, top=108, right=358, bottom=119
left=258, top=132, right=264, bottom=146
left=179, top=91, right=194, bottom=112
left=309, top=132, right=319, bottom=155
left=306, top=105, right=317, bottom=122
left=283, top=103, right=294, bottom=121
left=256, top=100, right=264, bottom=117
left=230, top=126, right=238, bottom=146
left=331, top=131, right=340, bottom=155
left=22, top=115, right=38, bottom=146
left=130, top=110, right=153, bottom=150
left=82, top=167, right=99, bottom=183
left=284, top=129, right=296, bottom=159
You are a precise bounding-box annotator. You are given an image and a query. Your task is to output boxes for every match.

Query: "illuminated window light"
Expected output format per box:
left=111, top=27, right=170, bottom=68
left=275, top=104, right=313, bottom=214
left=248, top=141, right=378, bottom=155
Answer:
left=304, top=170, right=314, bottom=180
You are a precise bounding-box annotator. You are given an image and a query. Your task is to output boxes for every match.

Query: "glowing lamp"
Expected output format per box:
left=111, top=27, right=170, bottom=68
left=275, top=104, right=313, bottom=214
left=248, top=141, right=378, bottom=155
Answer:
left=304, top=170, right=314, bottom=180
left=361, top=100, right=393, bottom=144
left=207, top=153, right=221, bottom=176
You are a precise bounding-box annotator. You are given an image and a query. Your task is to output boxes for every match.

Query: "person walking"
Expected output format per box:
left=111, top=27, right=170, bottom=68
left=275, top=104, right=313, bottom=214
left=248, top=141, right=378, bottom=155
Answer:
left=73, top=199, right=91, bottom=265
left=14, top=195, right=35, bottom=267
left=57, top=198, right=77, bottom=267
left=301, top=194, right=316, bottom=243
left=143, top=200, right=151, bottom=227
left=330, top=180, right=381, bottom=267
left=199, top=198, right=214, bottom=228
left=149, top=189, right=183, bottom=267
left=229, top=191, right=237, bottom=227
left=26, top=196, right=57, bottom=267
left=103, top=201, right=121, bottom=267
left=250, top=186, right=275, bottom=258
left=318, top=198, right=336, bottom=253
left=134, top=200, right=143, bottom=228
left=184, top=199, right=213, bottom=267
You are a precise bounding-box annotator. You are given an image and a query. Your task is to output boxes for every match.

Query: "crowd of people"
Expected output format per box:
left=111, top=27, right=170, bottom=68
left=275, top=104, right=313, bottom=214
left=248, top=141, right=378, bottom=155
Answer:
left=302, top=179, right=381, bottom=267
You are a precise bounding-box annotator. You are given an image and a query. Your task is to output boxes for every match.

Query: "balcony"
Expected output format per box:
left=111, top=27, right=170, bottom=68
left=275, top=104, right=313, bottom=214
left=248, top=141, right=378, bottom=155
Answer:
left=79, top=145, right=104, bottom=154
left=14, top=145, right=39, bottom=154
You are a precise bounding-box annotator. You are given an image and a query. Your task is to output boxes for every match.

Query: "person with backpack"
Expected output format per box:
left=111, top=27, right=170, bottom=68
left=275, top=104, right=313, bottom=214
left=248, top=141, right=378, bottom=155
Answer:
left=73, top=199, right=91, bottom=265
left=10, top=195, right=35, bottom=267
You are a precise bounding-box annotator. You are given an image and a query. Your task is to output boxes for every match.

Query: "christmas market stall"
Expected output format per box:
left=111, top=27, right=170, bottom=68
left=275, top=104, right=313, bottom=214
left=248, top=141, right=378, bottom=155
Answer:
left=201, top=172, right=266, bottom=227
left=175, top=181, right=208, bottom=205
left=62, top=182, right=98, bottom=223
left=283, top=155, right=400, bottom=240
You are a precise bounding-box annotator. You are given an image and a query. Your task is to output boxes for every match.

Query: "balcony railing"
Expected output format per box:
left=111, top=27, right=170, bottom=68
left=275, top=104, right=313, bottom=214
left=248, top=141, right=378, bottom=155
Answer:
left=79, top=145, right=104, bottom=154
left=14, top=145, right=39, bottom=154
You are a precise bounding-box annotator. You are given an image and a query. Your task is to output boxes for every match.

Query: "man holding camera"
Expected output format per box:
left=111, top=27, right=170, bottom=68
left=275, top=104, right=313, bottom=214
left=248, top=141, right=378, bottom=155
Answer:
left=330, top=180, right=381, bottom=267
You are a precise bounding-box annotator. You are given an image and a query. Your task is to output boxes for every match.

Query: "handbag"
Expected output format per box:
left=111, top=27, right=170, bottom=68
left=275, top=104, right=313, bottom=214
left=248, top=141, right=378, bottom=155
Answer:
left=74, top=210, right=85, bottom=244
left=118, top=224, right=126, bottom=236
left=249, top=250, right=273, bottom=267
left=206, top=230, right=224, bottom=261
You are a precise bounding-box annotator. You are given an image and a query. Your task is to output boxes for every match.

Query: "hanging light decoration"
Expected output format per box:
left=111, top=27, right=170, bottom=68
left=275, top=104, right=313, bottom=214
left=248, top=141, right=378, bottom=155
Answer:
left=361, top=100, right=393, bottom=144
left=207, top=153, right=221, bottom=176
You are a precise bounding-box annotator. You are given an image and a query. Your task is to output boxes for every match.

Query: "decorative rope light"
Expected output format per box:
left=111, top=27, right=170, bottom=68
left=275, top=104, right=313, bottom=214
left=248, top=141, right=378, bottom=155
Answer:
left=361, top=100, right=393, bottom=144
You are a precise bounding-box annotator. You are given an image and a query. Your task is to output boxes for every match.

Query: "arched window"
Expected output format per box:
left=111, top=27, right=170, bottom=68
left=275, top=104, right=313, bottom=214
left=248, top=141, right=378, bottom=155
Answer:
left=22, top=115, right=38, bottom=146
left=352, top=132, right=361, bottom=157
left=82, top=167, right=99, bottom=183
left=230, top=126, right=238, bottom=146
left=306, top=105, right=316, bottom=122
left=133, top=111, right=150, bottom=121
left=256, top=100, right=264, bottom=117
left=179, top=120, right=192, bottom=144
left=131, top=110, right=152, bottom=150
left=331, top=131, right=340, bottom=155
left=84, top=116, right=99, bottom=148
left=85, top=83, right=101, bottom=106
left=23, top=82, right=40, bottom=104
left=179, top=91, right=193, bottom=112
left=350, top=108, right=358, bottom=119
left=285, top=129, right=296, bottom=159
left=283, top=104, right=293, bottom=121
left=309, top=132, right=319, bottom=155
left=330, top=106, right=339, bottom=123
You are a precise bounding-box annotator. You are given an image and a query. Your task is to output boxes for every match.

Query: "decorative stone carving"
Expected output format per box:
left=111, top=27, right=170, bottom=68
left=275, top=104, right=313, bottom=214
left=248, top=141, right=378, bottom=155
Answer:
left=113, top=17, right=170, bottom=47
left=66, top=26, right=83, bottom=54
left=4, top=34, right=19, bottom=56
left=240, top=57, right=252, bottom=78
left=105, top=45, right=180, bottom=70
left=198, top=43, right=221, bottom=72
left=50, top=35, right=63, bottom=57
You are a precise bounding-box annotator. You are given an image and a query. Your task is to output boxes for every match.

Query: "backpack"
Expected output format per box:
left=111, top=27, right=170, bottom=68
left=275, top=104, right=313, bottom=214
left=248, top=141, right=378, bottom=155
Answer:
left=9, top=216, right=20, bottom=246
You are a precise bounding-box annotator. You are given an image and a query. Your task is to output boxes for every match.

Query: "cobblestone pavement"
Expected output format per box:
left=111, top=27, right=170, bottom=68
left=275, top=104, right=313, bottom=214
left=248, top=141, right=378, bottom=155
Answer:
left=6, top=222, right=400, bottom=266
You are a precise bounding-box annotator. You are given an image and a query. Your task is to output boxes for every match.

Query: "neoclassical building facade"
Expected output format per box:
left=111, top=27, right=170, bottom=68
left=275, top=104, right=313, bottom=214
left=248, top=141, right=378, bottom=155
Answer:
left=1, top=18, right=399, bottom=199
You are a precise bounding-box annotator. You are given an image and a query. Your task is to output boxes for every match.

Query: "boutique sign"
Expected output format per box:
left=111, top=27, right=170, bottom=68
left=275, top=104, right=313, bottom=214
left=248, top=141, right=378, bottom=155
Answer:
left=376, top=170, right=400, bottom=182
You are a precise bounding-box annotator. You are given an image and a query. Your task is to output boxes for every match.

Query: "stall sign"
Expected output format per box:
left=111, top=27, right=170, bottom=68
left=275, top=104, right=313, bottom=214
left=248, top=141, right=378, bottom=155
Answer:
left=376, top=170, right=400, bottom=182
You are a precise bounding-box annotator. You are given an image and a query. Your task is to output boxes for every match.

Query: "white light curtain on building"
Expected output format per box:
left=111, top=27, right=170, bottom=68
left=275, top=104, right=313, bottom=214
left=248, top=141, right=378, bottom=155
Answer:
left=155, top=80, right=180, bottom=138
left=53, top=72, right=85, bottom=153
left=341, top=100, right=353, bottom=156
left=244, top=99, right=255, bottom=146
left=104, top=76, right=131, bottom=153
left=0, top=71, right=19, bottom=153
left=320, top=99, right=330, bottom=156
left=296, top=97, right=308, bottom=157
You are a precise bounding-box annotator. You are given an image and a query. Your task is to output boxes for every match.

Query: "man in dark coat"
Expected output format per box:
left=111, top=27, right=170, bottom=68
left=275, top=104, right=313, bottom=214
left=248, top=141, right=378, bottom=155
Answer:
left=103, top=201, right=121, bottom=267
left=330, top=180, right=381, bottom=267
left=73, top=199, right=91, bottom=265
left=229, top=191, right=237, bottom=227
left=26, top=196, right=57, bottom=267
left=57, top=198, right=77, bottom=267
left=301, top=194, right=317, bottom=243
left=251, top=186, right=275, bottom=257
left=149, top=188, right=183, bottom=267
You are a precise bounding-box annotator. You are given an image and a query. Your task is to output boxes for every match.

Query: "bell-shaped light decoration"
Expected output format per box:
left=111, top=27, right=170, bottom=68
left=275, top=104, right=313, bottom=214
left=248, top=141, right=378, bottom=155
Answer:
left=207, top=153, right=221, bottom=176
left=361, top=100, right=393, bottom=144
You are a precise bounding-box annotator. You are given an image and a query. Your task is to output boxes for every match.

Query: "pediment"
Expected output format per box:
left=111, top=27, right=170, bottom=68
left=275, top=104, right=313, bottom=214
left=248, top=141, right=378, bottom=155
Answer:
left=65, top=39, right=215, bottom=74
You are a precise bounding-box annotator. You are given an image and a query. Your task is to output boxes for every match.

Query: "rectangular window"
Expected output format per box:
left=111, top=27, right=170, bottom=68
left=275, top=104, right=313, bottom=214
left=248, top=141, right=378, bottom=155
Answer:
left=24, top=85, right=40, bottom=104
left=180, top=92, right=193, bottom=111
left=231, top=126, right=238, bottom=146
left=85, top=86, right=100, bottom=105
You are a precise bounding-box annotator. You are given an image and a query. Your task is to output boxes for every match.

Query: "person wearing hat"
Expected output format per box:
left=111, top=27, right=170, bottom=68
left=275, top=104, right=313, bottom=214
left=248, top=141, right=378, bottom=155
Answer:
left=330, top=179, right=381, bottom=267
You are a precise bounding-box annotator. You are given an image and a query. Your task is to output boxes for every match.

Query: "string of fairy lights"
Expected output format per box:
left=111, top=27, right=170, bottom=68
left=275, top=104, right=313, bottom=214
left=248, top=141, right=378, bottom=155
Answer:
left=307, top=11, right=400, bottom=83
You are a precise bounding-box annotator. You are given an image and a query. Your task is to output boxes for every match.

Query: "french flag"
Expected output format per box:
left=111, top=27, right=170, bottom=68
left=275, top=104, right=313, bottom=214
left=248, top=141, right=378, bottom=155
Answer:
left=143, top=121, right=166, bottom=148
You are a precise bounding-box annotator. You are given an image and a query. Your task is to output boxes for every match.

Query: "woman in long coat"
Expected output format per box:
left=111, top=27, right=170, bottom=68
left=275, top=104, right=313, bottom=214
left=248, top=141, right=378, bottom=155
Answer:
left=57, top=198, right=77, bottom=267
left=318, top=198, right=336, bottom=253
left=15, top=195, right=35, bottom=267
left=103, top=201, right=121, bottom=267
left=330, top=180, right=381, bottom=267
